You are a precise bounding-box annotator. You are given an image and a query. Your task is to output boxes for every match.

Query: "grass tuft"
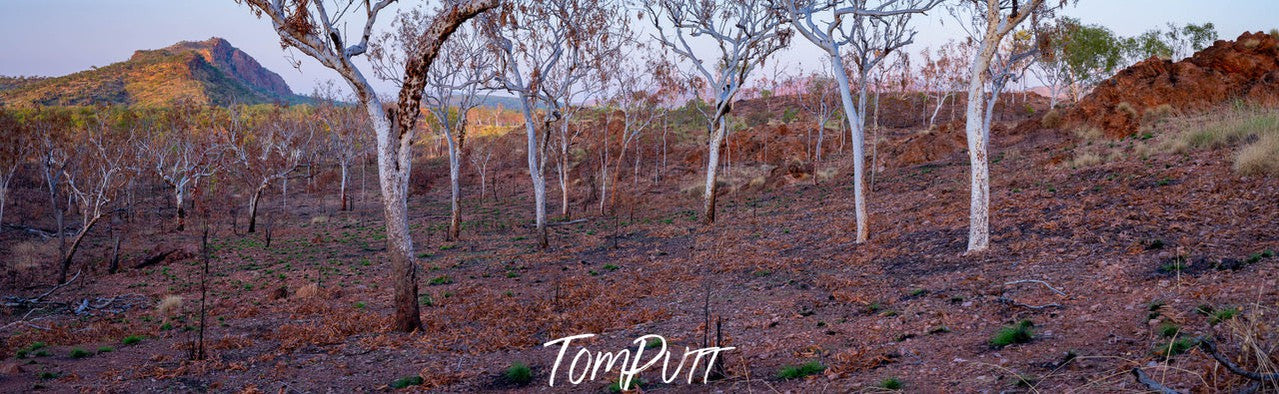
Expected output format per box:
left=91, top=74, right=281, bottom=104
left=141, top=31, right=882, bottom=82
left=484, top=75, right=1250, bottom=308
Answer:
left=990, top=320, right=1035, bottom=348
left=777, top=361, right=825, bottom=380
left=505, top=362, right=532, bottom=385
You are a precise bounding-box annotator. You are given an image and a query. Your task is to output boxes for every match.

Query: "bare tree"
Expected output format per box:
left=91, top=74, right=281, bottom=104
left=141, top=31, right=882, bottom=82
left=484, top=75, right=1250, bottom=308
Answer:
left=482, top=0, right=616, bottom=248
left=797, top=66, right=837, bottom=166
left=646, top=0, right=791, bottom=224
left=234, top=0, right=498, bottom=331
left=137, top=109, right=221, bottom=232
left=312, top=89, right=370, bottom=213
left=600, top=56, right=663, bottom=214
left=0, top=110, right=30, bottom=234
left=920, top=40, right=974, bottom=128
left=225, top=108, right=311, bottom=234
left=56, top=121, right=131, bottom=284
left=951, top=0, right=1059, bottom=253
left=778, top=0, right=942, bottom=243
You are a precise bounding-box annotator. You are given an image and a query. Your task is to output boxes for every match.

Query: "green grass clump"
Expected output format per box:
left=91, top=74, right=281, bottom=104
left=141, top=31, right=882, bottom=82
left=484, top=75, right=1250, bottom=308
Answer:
left=68, top=348, right=92, bottom=358
left=97, top=346, right=114, bottom=353
left=607, top=378, right=643, bottom=393
left=777, top=361, right=825, bottom=380
left=121, top=335, right=144, bottom=345
left=1210, top=307, right=1239, bottom=325
left=429, top=275, right=454, bottom=285
left=1154, top=337, right=1199, bottom=358
left=505, top=362, right=532, bottom=386
left=880, top=377, right=903, bottom=390
left=1157, top=322, right=1181, bottom=338
left=990, top=320, right=1035, bottom=348
left=389, top=376, right=424, bottom=389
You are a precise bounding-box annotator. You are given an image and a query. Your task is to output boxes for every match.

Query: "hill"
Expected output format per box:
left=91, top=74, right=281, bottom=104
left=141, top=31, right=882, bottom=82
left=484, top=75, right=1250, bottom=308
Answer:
left=0, top=38, right=311, bottom=107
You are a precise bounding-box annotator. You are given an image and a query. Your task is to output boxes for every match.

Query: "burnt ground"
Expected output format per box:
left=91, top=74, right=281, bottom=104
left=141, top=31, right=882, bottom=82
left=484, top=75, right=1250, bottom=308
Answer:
left=1, top=112, right=1277, bottom=393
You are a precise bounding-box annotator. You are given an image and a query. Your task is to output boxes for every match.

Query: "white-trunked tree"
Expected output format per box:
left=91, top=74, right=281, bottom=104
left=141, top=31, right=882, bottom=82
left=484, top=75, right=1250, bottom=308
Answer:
left=645, top=0, right=791, bottom=225
left=233, top=0, right=498, bottom=331
left=138, top=111, right=221, bottom=232
left=373, top=12, right=496, bottom=241
left=56, top=120, right=132, bottom=284
left=951, top=0, right=1061, bottom=253
left=482, top=0, right=616, bottom=248
left=776, top=0, right=942, bottom=243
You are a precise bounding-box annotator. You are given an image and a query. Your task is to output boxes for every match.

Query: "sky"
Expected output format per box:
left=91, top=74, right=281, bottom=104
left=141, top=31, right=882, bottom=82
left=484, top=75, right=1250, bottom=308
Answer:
left=1, top=0, right=1276, bottom=98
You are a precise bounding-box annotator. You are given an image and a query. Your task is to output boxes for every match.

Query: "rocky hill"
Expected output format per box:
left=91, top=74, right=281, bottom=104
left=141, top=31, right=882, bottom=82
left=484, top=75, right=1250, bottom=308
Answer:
left=0, top=38, right=310, bottom=107
left=1062, top=31, right=1279, bottom=137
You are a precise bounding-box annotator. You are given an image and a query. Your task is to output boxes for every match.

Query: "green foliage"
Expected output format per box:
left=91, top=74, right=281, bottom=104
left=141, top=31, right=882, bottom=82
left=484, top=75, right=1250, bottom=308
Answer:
left=1157, top=322, right=1181, bottom=338
left=1210, top=307, right=1239, bottom=325
left=97, top=346, right=114, bottom=353
left=777, top=361, right=825, bottom=380
left=990, top=320, right=1035, bottom=348
left=69, top=348, right=92, bottom=358
left=505, top=362, right=533, bottom=385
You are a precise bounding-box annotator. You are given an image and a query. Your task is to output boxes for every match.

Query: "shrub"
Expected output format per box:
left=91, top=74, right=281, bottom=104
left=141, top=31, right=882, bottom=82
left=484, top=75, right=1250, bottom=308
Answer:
left=121, top=335, right=144, bottom=345
left=1073, top=126, right=1104, bottom=141
left=990, top=320, right=1035, bottom=348
left=69, top=348, right=92, bottom=358
left=97, top=346, right=114, bottom=353
left=296, top=283, right=320, bottom=299
left=607, top=379, right=642, bottom=393
left=777, top=361, right=825, bottom=380
left=1234, top=134, right=1279, bottom=176
left=156, top=295, right=183, bottom=317
left=1116, top=102, right=1139, bottom=119
left=505, top=362, right=532, bottom=385
left=1041, top=109, right=1063, bottom=129
left=1157, top=322, right=1181, bottom=338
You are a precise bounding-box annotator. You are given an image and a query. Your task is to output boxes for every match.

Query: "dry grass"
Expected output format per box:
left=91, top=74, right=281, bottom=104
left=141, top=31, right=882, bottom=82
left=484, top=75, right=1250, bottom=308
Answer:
left=1175, top=108, right=1279, bottom=176
left=1234, top=134, right=1279, bottom=176
left=1073, top=126, right=1105, bottom=142
left=295, top=283, right=321, bottom=299
left=1042, top=109, right=1064, bottom=129
left=157, top=295, right=184, bottom=318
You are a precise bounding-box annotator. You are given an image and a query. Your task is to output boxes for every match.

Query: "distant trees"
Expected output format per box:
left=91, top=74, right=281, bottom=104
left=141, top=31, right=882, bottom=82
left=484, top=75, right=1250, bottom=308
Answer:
left=137, top=108, right=221, bottom=231
left=483, top=0, right=616, bottom=248
left=779, top=0, right=942, bottom=243
left=646, top=0, right=791, bottom=225
left=225, top=108, right=311, bottom=234
left=234, top=0, right=498, bottom=331
left=920, top=40, right=973, bottom=127
left=0, top=110, right=30, bottom=234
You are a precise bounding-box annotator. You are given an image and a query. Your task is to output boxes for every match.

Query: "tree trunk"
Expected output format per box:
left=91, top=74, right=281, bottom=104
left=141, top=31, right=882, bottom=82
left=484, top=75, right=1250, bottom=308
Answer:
left=517, top=94, right=548, bottom=249
left=831, top=56, right=869, bottom=243
left=702, top=118, right=727, bottom=224
left=247, top=183, right=267, bottom=233
left=340, top=162, right=349, bottom=211
left=175, top=187, right=187, bottom=232
left=59, top=216, right=100, bottom=284
left=365, top=101, right=422, bottom=333
left=0, top=175, right=9, bottom=234
left=929, top=93, right=949, bottom=128
left=964, top=39, right=998, bottom=253
left=445, top=131, right=462, bottom=241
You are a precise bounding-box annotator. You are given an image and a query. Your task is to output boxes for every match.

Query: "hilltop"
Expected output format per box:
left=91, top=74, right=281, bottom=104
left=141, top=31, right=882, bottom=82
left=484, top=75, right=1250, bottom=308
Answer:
left=0, top=38, right=311, bottom=107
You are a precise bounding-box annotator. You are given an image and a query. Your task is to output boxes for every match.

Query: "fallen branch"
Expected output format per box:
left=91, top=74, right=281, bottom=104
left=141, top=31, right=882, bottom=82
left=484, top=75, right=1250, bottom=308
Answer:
left=999, top=279, right=1068, bottom=310
left=1131, top=368, right=1183, bottom=394
left=2, top=270, right=83, bottom=307
left=1200, top=338, right=1279, bottom=382
left=134, top=249, right=180, bottom=269
left=1004, top=279, right=1067, bottom=296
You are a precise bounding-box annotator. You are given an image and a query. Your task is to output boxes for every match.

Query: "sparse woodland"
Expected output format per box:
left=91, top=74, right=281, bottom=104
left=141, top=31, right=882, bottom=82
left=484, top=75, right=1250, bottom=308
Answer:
left=1, top=0, right=1278, bottom=392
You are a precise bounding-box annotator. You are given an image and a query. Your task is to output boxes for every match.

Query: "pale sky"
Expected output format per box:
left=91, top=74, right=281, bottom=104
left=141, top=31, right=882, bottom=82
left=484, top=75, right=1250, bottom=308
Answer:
left=1, top=0, right=1276, bottom=97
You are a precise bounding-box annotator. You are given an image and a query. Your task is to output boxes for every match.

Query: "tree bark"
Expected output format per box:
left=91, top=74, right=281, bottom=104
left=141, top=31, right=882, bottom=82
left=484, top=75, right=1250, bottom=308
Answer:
left=58, top=216, right=100, bottom=284
left=964, top=32, right=999, bottom=253
left=702, top=119, right=727, bottom=225
left=246, top=183, right=267, bottom=233
left=830, top=56, right=869, bottom=243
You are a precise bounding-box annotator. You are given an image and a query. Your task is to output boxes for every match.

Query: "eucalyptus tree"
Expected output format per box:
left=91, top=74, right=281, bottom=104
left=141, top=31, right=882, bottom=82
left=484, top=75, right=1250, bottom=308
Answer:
left=951, top=0, right=1061, bottom=253
left=233, top=0, right=498, bottom=331
left=56, top=120, right=132, bottom=284
left=776, top=0, right=942, bottom=242
left=137, top=109, right=221, bottom=232
left=225, top=108, right=313, bottom=235
left=600, top=56, right=664, bottom=214
left=645, top=0, right=791, bottom=224
left=375, top=10, right=495, bottom=240
left=482, top=0, right=617, bottom=247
